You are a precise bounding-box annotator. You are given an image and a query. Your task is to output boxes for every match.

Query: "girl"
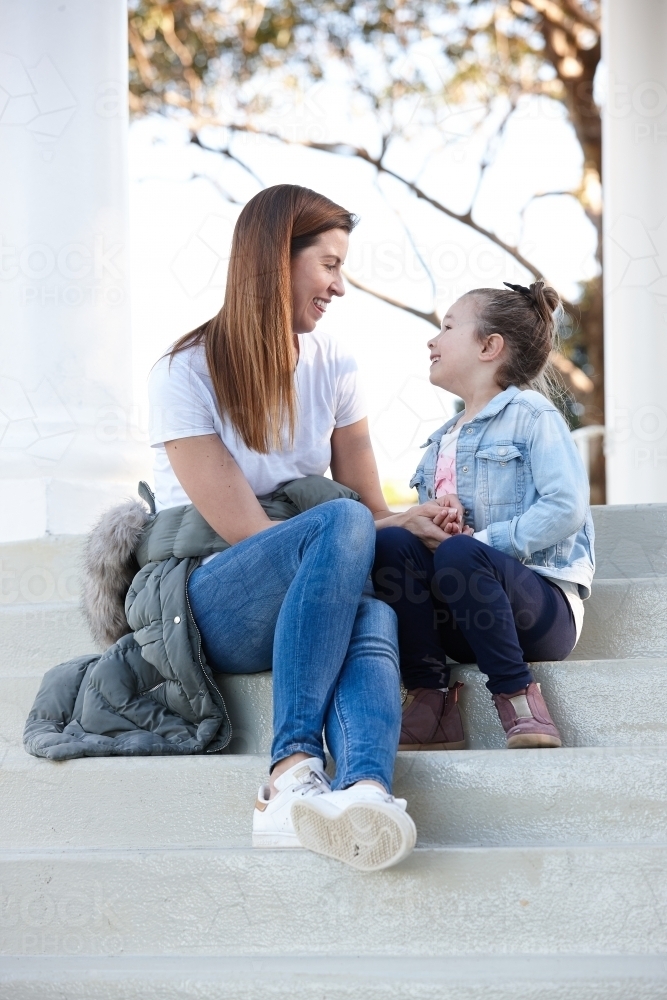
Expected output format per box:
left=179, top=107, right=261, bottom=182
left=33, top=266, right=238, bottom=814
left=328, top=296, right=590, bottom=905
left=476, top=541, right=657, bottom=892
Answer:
left=373, top=280, right=595, bottom=751
left=148, top=185, right=449, bottom=869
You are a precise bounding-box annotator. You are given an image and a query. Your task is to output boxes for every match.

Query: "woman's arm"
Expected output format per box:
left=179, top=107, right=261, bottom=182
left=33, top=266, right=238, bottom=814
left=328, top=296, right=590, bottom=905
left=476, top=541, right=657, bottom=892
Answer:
left=330, top=418, right=391, bottom=518
left=165, top=434, right=277, bottom=545
left=330, top=418, right=456, bottom=551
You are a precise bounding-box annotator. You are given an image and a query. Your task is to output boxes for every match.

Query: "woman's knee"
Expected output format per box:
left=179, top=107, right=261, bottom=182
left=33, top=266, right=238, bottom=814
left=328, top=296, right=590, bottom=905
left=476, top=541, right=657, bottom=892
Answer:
left=314, top=499, right=375, bottom=555
left=321, top=498, right=373, bottom=533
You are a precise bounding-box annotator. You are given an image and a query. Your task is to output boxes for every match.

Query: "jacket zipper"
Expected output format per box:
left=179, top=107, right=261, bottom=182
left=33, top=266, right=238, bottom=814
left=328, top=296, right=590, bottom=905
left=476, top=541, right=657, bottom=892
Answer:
left=185, top=560, right=232, bottom=753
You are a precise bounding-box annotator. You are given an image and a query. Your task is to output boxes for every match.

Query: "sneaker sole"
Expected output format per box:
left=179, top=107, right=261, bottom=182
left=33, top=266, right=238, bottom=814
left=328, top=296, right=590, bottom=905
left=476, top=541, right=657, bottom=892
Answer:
left=291, top=800, right=417, bottom=872
left=507, top=734, right=562, bottom=749
left=399, top=740, right=466, bottom=751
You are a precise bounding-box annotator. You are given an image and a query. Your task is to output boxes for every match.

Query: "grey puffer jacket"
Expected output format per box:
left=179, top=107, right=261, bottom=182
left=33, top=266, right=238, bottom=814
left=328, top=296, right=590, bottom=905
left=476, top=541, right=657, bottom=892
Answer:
left=24, top=476, right=359, bottom=761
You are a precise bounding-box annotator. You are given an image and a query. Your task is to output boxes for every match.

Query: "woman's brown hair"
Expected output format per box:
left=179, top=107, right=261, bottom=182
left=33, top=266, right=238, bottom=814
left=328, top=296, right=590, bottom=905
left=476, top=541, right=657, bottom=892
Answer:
left=170, top=184, right=357, bottom=452
left=466, top=279, right=562, bottom=398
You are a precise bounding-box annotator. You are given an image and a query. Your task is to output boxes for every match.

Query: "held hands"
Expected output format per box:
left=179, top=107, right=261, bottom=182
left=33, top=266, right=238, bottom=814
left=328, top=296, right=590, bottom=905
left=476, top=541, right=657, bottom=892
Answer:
left=432, top=493, right=464, bottom=532
left=397, top=494, right=473, bottom=552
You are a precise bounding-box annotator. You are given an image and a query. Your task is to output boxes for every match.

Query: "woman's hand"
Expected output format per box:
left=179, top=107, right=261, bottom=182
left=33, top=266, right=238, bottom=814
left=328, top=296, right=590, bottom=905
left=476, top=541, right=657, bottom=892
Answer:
left=383, top=501, right=455, bottom=552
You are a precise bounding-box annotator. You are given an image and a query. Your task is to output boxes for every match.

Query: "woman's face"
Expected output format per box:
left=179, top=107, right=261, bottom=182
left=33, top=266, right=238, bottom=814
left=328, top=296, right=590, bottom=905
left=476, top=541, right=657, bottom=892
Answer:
left=291, top=229, right=348, bottom=334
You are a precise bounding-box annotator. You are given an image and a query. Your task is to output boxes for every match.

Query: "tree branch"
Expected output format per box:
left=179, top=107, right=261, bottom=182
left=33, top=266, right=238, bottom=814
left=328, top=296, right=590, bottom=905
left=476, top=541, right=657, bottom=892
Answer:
left=190, top=132, right=264, bottom=187
left=558, top=0, right=601, bottom=32
left=468, top=96, right=518, bottom=212
left=344, top=270, right=592, bottom=401
left=189, top=173, right=243, bottom=204
left=202, top=122, right=546, bottom=282
left=374, top=174, right=437, bottom=301
left=342, top=269, right=441, bottom=327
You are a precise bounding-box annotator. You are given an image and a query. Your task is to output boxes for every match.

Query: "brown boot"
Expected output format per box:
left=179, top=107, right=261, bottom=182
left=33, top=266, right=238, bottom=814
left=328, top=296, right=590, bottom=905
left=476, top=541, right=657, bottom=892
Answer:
left=399, top=683, right=465, bottom=751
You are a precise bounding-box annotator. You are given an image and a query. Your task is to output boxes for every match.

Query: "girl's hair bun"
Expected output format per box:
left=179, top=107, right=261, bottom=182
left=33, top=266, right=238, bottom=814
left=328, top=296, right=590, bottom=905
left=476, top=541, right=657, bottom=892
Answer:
left=531, top=279, right=560, bottom=315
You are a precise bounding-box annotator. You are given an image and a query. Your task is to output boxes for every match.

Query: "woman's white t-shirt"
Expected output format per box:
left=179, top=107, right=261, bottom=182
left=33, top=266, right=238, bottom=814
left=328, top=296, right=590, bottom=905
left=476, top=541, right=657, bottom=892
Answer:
left=147, top=330, right=366, bottom=510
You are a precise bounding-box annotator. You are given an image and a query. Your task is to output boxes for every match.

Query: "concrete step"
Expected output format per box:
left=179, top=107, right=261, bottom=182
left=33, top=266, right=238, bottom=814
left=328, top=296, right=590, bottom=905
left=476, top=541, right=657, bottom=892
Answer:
left=2, top=573, right=665, bottom=679
left=0, top=534, right=85, bottom=603
left=0, top=603, right=98, bottom=678
left=1, top=506, right=666, bottom=679
left=2, top=572, right=665, bottom=681
left=2, top=746, right=667, bottom=851
left=570, top=576, right=667, bottom=659
left=2, top=954, right=666, bottom=1000
left=1, top=845, right=666, bottom=956
left=4, top=656, right=667, bottom=753
left=3, top=503, right=665, bottom=583
left=592, top=503, right=667, bottom=579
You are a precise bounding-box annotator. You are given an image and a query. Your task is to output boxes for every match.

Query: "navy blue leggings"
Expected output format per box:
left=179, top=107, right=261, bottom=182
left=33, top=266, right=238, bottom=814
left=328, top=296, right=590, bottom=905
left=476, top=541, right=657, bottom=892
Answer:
left=372, top=529, right=576, bottom=695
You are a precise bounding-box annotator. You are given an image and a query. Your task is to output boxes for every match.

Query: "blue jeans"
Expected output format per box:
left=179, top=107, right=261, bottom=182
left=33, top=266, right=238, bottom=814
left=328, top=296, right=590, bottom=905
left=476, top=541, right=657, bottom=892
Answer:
left=373, top=530, right=576, bottom=695
left=188, top=499, right=401, bottom=792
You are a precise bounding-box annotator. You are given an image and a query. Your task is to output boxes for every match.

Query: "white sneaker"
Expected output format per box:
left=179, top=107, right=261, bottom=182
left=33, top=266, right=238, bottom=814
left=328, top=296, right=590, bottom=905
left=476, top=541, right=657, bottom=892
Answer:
left=291, top=784, right=417, bottom=871
left=252, top=757, right=330, bottom=849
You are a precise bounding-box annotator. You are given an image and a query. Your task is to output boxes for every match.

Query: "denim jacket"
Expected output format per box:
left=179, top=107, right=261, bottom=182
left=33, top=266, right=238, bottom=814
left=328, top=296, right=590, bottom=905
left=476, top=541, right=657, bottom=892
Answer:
left=410, top=386, right=595, bottom=597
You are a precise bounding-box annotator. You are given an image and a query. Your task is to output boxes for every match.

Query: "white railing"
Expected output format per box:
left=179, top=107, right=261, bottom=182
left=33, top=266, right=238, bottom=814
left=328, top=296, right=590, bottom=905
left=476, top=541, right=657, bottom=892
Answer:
left=571, top=425, right=605, bottom=482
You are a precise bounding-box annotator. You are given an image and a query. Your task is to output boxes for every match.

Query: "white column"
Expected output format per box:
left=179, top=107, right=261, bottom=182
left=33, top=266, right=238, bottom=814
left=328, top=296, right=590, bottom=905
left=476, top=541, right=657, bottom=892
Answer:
left=0, top=0, right=148, bottom=542
left=602, top=0, right=667, bottom=504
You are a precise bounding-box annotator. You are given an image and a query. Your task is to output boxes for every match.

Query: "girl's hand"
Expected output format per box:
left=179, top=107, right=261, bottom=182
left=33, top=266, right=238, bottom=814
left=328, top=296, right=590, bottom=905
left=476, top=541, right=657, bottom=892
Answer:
left=432, top=494, right=464, bottom=534
left=435, top=493, right=464, bottom=521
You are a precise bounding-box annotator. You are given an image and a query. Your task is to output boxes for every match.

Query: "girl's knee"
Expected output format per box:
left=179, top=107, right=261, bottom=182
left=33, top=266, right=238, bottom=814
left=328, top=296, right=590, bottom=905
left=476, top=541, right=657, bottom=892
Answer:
left=434, top=533, right=482, bottom=570
left=374, top=526, right=420, bottom=562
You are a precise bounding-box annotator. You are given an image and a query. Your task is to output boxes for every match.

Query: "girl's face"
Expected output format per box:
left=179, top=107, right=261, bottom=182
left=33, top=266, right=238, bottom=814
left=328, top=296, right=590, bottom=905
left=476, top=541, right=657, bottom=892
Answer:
left=427, top=295, right=483, bottom=394
left=291, top=229, right=348, bottom=334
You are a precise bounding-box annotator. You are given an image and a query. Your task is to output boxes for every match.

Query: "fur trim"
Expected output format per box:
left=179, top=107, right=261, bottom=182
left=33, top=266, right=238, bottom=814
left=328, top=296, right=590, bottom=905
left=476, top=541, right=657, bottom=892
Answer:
left=81, top=499, right=151, bottom=648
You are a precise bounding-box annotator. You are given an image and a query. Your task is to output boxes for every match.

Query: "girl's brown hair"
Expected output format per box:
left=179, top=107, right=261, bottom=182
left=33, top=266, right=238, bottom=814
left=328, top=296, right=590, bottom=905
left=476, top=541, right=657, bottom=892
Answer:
left=466, top=279, right=562, bottom=398
left=170, top=184, right=357, bottom=452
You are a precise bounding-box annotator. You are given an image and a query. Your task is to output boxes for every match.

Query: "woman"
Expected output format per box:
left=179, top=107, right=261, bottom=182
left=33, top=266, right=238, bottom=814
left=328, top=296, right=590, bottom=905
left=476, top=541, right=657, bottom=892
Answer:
left=148, top=185, right=451, bottom=871
left=373, top=280, right=594, bottom=752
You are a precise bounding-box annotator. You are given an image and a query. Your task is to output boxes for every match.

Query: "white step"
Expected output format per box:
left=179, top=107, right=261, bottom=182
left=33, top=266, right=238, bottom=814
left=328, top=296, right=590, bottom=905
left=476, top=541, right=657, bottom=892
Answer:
left=2, top=503, right=664, bottom=584
left=3, top=575, right=665, bottom=676
left=592, top=503, right=667, bottom=578
left=5, top=657, right=667, bottom=752
left=1, top=845, right=666, bottom=956
left=2, top=746, right=666, bottom=851
left=0, top=603, right=98, bottom=677
left=1, top=954, right=666, bottom=1000
left=0, top=535, right=85, bottom=602
left=571, top=576, right=667, bottom=659
left=2, top=506, right=667, bottom=679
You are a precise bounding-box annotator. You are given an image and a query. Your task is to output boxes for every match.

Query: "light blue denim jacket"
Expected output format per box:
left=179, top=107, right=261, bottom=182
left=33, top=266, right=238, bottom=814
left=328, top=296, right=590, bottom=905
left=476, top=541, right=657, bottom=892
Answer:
left=410, top=386, right=595, bottom=597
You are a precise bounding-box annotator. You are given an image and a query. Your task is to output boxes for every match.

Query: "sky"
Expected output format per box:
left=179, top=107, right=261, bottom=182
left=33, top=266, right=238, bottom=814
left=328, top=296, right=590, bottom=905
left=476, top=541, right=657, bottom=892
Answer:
left=129, top=80, right=599, bottom=499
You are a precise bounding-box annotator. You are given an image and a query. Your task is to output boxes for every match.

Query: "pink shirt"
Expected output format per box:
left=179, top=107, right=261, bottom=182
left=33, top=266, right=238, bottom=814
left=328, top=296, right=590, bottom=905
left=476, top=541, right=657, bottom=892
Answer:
left=434, top=426, right=461, bottom=499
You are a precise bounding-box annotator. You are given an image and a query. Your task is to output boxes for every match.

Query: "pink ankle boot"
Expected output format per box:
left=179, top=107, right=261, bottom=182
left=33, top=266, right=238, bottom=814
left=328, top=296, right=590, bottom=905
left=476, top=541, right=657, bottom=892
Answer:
left=492, top=682, right=562, bottom=749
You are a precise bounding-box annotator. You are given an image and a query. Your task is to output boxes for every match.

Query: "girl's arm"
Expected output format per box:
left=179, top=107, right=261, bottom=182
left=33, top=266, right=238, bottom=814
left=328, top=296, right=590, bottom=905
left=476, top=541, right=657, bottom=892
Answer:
left=331, top=418, right=456, bottom=551
left=165, top=434, right=277, bottom=544
left=485, top=409, right=589, bottom=559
